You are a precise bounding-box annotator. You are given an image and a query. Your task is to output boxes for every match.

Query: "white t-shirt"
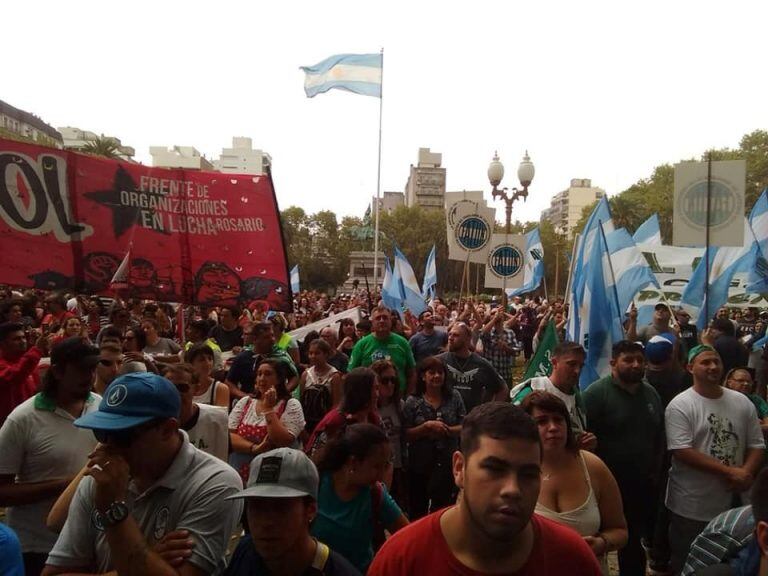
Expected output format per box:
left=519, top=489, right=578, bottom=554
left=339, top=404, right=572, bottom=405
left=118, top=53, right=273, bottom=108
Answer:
left=511, top=376, right=586, bottom=434
left=228, top=397, right=305, bottom=448
left=186, top=404, right=229, bottom=462
left=192, top=380, right=226, bottom=406
left=665, top=386, right=765, bottom=521
left=0, top=393, right=101, bottom=553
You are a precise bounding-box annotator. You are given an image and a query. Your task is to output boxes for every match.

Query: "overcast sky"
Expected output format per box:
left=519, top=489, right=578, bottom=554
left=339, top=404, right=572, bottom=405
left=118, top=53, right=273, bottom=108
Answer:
left=4, top=1, right=767, bottom=225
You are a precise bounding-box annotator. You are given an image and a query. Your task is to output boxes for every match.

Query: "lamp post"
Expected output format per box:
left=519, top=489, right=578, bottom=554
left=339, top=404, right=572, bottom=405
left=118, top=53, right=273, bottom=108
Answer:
left=487, top=151, right=535, bottom=306
left=553, top=226, right=566, bottom=299
left=488, top=151, right=535, bottom=234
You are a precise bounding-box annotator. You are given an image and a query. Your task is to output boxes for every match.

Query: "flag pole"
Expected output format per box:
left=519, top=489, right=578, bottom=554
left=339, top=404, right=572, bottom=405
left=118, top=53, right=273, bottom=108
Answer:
left=372, top=48, right=385, bottom=294
left=704, top=151, right=712, bottom=326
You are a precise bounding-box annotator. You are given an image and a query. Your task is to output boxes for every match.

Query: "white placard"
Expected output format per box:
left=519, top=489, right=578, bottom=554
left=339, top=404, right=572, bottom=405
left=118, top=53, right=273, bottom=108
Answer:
left=484, top=234, right=526, bottom=289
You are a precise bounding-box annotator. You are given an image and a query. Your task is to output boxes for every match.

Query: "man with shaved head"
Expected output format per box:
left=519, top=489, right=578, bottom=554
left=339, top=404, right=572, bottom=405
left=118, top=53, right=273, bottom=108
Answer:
left=436, top=322, right=507, bottom=413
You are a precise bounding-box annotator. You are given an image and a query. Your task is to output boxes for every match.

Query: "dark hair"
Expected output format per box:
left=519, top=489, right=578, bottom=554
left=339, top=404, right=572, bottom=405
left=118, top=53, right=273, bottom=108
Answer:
left=256, top=358, right=291, bottom=400
left=0, top=299, right=24, bottom=321
left=415, top=356, right=451, bottom=399
left=337, top=318, right=357, bottom=343
left=188, top=319, right=210, bottom=338
left=0, top=321, right=24, bottom=342
left=711, top=317, right=736, bottom=337
left=611, top=340, right=645, bottom=359
left=100, top=326, right=123, bottom=343
left=308, top=338, right=332, bottom=356
left=520, top=391, right=578, bottom=451
left=252, top=322, right=274, bottom=338
left=341, top=367, right=377, bottom=414
left=163, top=362, right=195, bottom=383
left=141, top=317, right=159, bottom=331
left=552, top=341, right=586, bottom=359
left=371, top=359, right=402, bottom=409
left=220, top=305, right=241, bottom=318
left=752, top=468, right=768, bottom=524
left=126, top=326, right=147, bottom=350
left=315, top=423, right=389, bottom=474
left=356, top=319, right=372, bottom=332
left=99, top=342, right=122, bottom=356
left=185, top=343, right=214, bottom=364
left=461, top=402, right=540, bottom=458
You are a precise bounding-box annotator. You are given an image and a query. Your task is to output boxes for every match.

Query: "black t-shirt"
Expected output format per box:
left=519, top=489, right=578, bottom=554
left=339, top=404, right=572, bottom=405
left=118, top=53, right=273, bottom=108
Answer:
left=224, top=536, right=361, bottom=576
left=209, top=324, right=244, bottom=352
left=678, top=323, right=698, bottom=352
left=328, top=351, right=349, bottom=374
left=644, top=366, right=692, bottom=409
left=714, top=335, right=750, bottom=375
left=436, top=352, right=505, bottom=413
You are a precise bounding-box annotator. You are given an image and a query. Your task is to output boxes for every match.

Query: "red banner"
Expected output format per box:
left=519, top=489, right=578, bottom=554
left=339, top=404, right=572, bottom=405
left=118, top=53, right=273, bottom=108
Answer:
left=0, top=138, right=291, bottom=310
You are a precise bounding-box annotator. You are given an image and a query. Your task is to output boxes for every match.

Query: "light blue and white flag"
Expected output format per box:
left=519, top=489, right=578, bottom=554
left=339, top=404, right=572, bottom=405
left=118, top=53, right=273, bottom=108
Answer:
left=300, top=53, right=382, bottom=99
left=381, top=257, right=403, bottom=315
left=603, top=228, right=660, bottom=315
left=633, top=214, right=662, bottom=246
left=566, top=196, right=614, bottom=341
left=747, top=189, right=768, bottom=293
left=579, top=222, right=625, bottom=389
left=290, top=265, right=300, bottom=295
left=422, top=245, right=437, bottom=299
left=395, top=246, right=428, bottom=316
left=681, top=219, right=757, bottom=330
left=507, top=228, right=545, bottom=297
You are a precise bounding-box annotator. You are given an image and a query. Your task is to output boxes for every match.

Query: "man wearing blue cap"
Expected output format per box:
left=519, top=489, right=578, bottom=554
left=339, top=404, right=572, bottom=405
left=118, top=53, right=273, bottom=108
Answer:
left=224, top=447, right=360, bottom=576
left=43, top=371, right=243, bottom=576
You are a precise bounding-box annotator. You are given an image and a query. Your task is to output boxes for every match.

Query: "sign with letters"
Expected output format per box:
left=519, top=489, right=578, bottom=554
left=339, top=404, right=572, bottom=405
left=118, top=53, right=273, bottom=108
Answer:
left=0, top=138, right=291, bottom=309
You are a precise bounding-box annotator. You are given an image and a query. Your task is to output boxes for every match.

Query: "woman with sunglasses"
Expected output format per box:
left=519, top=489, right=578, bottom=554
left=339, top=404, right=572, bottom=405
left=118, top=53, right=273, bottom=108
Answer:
left=120, top=327, right=152, bottom=374
left=228, top=359, right=306, bottom=484
left=724, top=367, right=768, bottom=430
left=371, top=359, right=406, bottom=506
left=403, top=356, right=465, bottom=519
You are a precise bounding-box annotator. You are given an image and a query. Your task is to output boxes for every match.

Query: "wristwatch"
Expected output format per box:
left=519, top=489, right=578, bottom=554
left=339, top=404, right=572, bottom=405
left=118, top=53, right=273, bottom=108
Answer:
left=101, top=500, right=130, bottom=527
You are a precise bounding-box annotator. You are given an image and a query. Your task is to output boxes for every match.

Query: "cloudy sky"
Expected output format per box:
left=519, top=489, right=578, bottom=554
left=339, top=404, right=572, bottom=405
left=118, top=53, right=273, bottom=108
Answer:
left=4, top=1, right=766, bottom=225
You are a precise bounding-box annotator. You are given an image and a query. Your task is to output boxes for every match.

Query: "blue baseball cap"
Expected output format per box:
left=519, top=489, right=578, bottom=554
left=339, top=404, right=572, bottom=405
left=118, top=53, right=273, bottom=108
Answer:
left=74, top=372, right=180, bottom=431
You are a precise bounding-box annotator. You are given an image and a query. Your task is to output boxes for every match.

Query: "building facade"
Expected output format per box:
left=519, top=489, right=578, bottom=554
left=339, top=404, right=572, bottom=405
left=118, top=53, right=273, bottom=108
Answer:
left=342, top=251, right=386, bottom=291
left=540, top=178, right=605, bottom=237
left=404, top=148, right=446, bottom=210
left=150, top=146, right=214, bottom=170
left=212, top=137, right=271, bottom=175
left=370, top=191, right=405, bottom=216
left=59, top=126, right=135, bottom=161
left=0, top=99, right=62, bottom=147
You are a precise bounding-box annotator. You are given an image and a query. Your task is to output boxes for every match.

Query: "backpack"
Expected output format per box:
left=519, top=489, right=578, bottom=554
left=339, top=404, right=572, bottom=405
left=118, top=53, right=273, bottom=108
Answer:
left=301, top=384, right=333, bottom=434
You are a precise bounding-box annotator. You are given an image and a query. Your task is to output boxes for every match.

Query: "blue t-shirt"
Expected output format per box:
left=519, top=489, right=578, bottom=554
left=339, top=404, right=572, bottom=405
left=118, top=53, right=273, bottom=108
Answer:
left=0, top=523, right=24, bottom=576
left=311, top=474, right=402, bottom=572
left=223, top=536, right=361, bottom=575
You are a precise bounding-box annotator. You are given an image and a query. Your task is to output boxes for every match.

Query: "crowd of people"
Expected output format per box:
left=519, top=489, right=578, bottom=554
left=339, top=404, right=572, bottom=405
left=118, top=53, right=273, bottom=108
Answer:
left=2, top=284, right=768, bottom=575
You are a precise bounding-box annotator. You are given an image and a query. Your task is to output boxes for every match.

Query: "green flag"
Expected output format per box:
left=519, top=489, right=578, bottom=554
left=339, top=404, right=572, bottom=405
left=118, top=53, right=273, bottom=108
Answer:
left=522, top=320, right=557, bottom=380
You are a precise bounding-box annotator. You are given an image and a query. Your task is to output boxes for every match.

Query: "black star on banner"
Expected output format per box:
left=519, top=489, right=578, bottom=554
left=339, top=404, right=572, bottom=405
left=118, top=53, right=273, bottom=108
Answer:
left=84, top=166, right=170, bottom=239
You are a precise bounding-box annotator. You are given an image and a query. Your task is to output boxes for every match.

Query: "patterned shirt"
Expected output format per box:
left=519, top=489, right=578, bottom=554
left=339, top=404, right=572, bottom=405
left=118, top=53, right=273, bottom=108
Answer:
left=479, top=328, right=519, bottom=383
left=681, top=505, right=754, bottom=576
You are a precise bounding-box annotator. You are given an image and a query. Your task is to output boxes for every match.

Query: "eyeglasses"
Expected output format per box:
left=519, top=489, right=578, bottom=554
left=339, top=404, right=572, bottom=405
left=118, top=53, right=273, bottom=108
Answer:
left=93, top=419, right=159, bottom=447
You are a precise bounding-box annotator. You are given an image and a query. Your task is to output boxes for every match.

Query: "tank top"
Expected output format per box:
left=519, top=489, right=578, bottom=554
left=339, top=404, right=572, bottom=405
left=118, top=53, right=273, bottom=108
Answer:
left=193, top=380, right=222, bottom=405
left=305, top=365, right=338, bottom=391
left=535, top=453, right=608, bottom=574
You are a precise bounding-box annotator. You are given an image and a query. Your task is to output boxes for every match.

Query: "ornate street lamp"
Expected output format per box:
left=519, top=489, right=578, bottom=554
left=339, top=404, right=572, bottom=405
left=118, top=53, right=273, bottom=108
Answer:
left=553, top=225, right=566, bottom=299
left=488, top=151, right=535, bottom=234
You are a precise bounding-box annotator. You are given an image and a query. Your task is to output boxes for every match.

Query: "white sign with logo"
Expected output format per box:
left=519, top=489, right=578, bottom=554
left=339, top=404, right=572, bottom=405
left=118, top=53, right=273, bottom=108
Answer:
left=445, top=203, right=496, bottom=265
left=673, top=160, right=746, bottom=247
left=484, top=234, right=526, bottom=290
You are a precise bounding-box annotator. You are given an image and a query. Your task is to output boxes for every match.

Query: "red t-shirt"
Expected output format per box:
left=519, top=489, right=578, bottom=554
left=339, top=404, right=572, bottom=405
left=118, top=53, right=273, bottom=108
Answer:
left=0, top=347, right=42, bottom=423
left=368, top=508, right=603, bottom=576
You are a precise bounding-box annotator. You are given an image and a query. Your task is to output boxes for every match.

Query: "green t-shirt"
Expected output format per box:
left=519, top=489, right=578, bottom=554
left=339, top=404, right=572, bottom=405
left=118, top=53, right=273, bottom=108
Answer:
left=348, top=332, right=415, bottom=392
left=582, top=375, right=664, bottom=477
left=748, top=393, right=768, bottom=419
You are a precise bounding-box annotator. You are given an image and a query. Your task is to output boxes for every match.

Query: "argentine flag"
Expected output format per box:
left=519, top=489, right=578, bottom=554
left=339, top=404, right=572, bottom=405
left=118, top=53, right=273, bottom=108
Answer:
left=603, top=228, right=660, bottom=315
left=300, top=53, right=382, bottom=98
left=422, top=245, right=437, bottom=299
left=290, top=265, right=300, bottom=295
left=381, top=257, right=403, bottom=315
left=633, top=214, right=662, bottom=246
left=394, top=246, right=428, bottom=316
left=507, top=228, right=544, bottom=297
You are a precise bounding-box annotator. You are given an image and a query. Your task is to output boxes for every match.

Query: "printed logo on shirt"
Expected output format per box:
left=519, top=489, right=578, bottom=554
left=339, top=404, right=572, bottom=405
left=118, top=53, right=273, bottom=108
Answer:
left=256, top=456, right=283, bottom=484
left=708, top=413, right=739, bottom=466
left=370, top=349, right=392, bottom=362
left=91, top=509, right=105, bottom=532
left=446, top=364, right=480, bottom=385
left=106, top=384, right=128, bottom=407
left=153, top=506, right=170, bottom=541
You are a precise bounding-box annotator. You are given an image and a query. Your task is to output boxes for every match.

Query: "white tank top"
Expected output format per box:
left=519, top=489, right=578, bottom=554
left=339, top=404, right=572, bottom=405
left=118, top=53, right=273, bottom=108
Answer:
left=305, top=365, right=338, bottom=391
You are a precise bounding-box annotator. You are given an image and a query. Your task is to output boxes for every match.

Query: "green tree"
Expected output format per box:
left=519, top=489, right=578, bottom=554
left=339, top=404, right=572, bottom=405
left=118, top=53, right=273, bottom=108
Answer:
left=80, top=136, right=121, bottom=159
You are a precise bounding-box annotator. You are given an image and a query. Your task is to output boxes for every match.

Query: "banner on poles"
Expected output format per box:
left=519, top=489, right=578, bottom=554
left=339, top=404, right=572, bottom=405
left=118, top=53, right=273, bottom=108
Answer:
left=445, top=192, right=496, bottom=264
left=0, top=138, right=291, bottom=310
left=484, top=234, right=526, bottom=290
left=673, top=160, right=746, bottom=247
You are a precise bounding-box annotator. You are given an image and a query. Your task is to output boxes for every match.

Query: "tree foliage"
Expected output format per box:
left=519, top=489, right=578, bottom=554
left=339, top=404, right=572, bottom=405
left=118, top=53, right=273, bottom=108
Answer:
left=81, top=136, right=122, bottom=159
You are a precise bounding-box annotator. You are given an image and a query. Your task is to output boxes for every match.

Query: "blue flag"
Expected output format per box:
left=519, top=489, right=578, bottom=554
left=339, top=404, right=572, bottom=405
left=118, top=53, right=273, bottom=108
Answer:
left=633, top=214, right=662, bottom=245
left=422, top=245, right=437, bottom=299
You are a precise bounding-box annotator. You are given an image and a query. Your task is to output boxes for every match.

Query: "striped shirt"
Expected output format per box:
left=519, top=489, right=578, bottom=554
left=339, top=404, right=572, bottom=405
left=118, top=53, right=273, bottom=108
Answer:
left=681, top=505, right=754, bottom=576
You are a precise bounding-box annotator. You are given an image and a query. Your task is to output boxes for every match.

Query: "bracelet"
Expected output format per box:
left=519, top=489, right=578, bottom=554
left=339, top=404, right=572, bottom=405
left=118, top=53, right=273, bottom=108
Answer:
left=596, top=533, right=610, bottom=554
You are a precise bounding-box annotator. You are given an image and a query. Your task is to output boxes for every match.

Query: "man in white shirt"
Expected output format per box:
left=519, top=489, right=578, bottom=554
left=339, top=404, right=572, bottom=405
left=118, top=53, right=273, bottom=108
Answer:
left=0, top=338, right=101, bottom=576
left=666, top=344, right=765, bottom=574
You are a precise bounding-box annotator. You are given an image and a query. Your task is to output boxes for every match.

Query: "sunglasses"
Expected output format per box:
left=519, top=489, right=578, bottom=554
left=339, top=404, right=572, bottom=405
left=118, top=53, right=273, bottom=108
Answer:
left=380, top=376, right=398, bottom=385
left=93, top=419, right=159, bottom=447
left=174, top=383, right=192, bottom=393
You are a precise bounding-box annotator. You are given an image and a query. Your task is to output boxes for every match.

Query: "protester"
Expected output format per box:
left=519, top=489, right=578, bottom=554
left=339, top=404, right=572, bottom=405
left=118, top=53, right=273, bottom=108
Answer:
left=479, top=307, right=519, bottom=385
left=224, top=447, right=361, bottom=575
left=165, top=363, right=229, bottom=462
left=186, top=343, right=230, bottom=408
left=312, top=423, right=409, bottom=572
left=185, top=318, right=223, bottom=369
left=665, top=345, right=766, bottom=574
left=676, top=309, right=699, bottom=352
left=208, top=305, right=244, bottom=353
left=521, top=391, right=628, bottom=574
left=42, top=371, right=243, bottom=575
left=409, top=310, right=448, bottom=363
left=0, top=338, right=101, bottom=576
left=51, top=316, right=87, bottom=345
left=299, top=338, right=342, bottom=434
left=94, top=343, right=123, bottom=395
left=628, top=302, right=676, bottom=344
left=347, top=306, right=416, bottom=395
left=271, top=312, right=301, bottom=366
left=41, top=294, right=74, bottom=334
left=680, top=504, right=755, bottom=575
left=368, top=402, right=603, bottom=575
left=319, top=326, right=349, bottom=373
left=437, top=322, right=507, bottom=414
left=141, top=317, right=182, bottom=362
left=95, top=304, right=132, bottom=345
left=121, top=326, right=152, bottom=373
left=706, top=319, right=750, bottom=377
left=305, top=367, right=382, bottom=460
left=337, top=317, right=358, bottom=357
left=371, top=359, right=406, bottom=503
left=403, top=356, right=465, bottom=518
left=511, top=341, right=594, bottom=445
left=225, top=322, right=298, bottom=401
left=0, top=321, right=48, bottom=425
left=583, top=340, right=665, bottom=576
left=229, top=359, right=306, bottom=483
